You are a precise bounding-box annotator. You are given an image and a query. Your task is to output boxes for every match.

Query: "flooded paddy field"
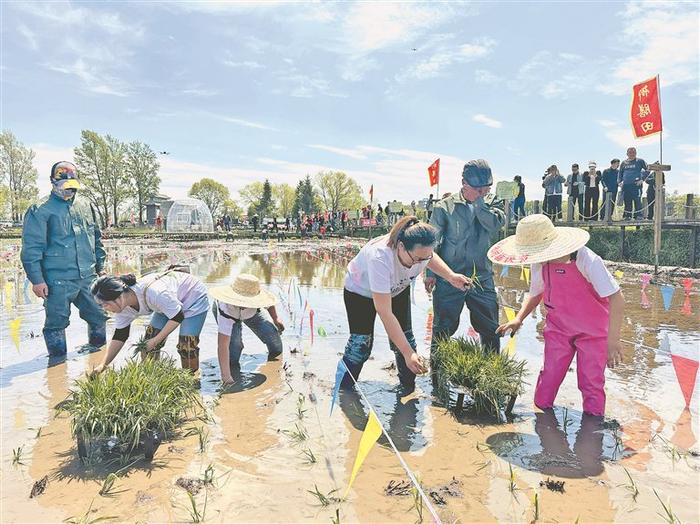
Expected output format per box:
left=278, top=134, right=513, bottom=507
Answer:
left=1, top=238, right=698, bottom=523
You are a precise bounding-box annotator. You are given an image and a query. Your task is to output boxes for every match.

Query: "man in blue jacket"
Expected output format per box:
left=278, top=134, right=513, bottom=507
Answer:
left=601, top=158, right=620, bottom=219
left=618, top=147, right=647, bottom=220
left=21, top=161, right=107, bottom=362
left=425, top=159, right=505, bottom=354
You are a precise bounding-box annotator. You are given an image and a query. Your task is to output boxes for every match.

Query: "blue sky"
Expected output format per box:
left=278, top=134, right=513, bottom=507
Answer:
left=2, top=1, right=699, bottom=203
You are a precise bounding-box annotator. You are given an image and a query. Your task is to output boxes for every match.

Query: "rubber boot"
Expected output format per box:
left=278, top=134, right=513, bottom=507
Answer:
left=44, top=328, right=67, bottom=366
left=391, top=329, right=418, bottom=395
left=88, top=323, right=107, bottom=347
left=340, top=334, right=373, bottom=389
left=177, top=335, right=200, bottom=373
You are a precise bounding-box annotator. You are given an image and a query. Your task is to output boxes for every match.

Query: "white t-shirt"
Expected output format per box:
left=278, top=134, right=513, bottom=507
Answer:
left=528, top=246, right=619, bottom=298
left=216, top=302, right=258, bottom=335
left=113, top=271, right=209, bottom=329
left=344, top=235, right=430, bottom=298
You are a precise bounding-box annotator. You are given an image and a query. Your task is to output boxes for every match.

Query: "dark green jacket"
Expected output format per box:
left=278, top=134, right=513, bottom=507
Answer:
left=428, top=191, right=505, bottom=279
left=21, top=193, right=106, bottom=284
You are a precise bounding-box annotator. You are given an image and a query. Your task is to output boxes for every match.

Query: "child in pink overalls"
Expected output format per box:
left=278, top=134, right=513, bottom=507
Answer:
left=487, top=214, right=624, bottom=416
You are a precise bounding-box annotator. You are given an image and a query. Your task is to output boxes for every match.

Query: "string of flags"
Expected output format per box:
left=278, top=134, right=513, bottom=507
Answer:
left=330, top=358, right=442, bottom=522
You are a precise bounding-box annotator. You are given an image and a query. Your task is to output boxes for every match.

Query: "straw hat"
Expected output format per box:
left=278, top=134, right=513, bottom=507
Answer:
left=487, top=214, right=590, bottom=266
left=209, top=274, right=277, bottom=308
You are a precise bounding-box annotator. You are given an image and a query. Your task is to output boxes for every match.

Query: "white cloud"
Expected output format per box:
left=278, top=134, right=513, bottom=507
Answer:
left=596, top=120, right=665, bottom=151
left=599, top=1, right=700, bottom=95
left=222, top=60, right=265, bottom=69
left=17, top=24, right=38, bottom=51
left=597, top=119, right=617, bottom=128
left=472, top=114, right=502, bottom=129
left=307, top=144, right=368, bottom=160
left=180, top=87, right=219, bottom=97
left=397, top=38, right=496, bottom=82
left=677, top=144, right=699, bottom=164
left=30, top=143, right=76, bottom=180
left=204, top=113, right=277, bottom=131
left=512, top=51, right=599, bottom=99
left=474, top=69, right=501, bottom=84
left=45, top=60, right=130, bottom=97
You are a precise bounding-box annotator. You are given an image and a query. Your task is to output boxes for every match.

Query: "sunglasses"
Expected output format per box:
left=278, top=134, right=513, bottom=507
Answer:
left=52, top=166, right=78, bottom=181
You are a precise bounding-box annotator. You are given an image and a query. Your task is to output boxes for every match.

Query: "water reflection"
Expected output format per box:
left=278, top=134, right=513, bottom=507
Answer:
left=486, top=407, right=623, bottom=478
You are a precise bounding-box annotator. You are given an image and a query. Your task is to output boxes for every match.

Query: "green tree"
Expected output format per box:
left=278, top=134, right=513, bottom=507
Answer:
left=222, top=198, right=243, bottom=220
left=296, top=174, right=317, bottom=215
left=239, top=181, right=264, bottom=212
left=125, top=141, right=160, bottom=225
left=292, top=179, right=304, bottom=217
left=314, top=170, right=364, bottom=212
left=74, top=130, right=128, bottom=227
left=188, top=178, right=230, bottom=218
left=257, top=178, right=274, bottom=218
left=0, top=131, right=39, bottom=222
left=272, top=183, right=296, bottom=217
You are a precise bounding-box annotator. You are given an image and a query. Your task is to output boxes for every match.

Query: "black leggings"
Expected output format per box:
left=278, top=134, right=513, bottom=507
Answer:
left=344, top=287, right=411, bottom=334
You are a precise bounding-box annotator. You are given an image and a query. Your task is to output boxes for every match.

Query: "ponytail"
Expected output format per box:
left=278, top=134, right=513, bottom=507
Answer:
left=387, top=215, right=436, bottom=251
left=91, top=274, right=136, bottom=302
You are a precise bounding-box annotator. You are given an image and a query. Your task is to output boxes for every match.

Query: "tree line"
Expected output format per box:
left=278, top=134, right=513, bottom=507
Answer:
left=1, top=129, right=367, bottom=226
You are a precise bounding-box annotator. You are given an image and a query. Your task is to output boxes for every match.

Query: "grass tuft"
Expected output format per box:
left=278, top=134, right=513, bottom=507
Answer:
left=61, top=358, right=202, bottom=456
left=12, top=446, right=25, bottom=466
left=432, top=337, right=526, bottom=417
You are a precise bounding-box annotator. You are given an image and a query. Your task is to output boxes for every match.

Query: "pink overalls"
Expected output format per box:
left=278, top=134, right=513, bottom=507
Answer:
left=534, top=259, right=609, bottom=416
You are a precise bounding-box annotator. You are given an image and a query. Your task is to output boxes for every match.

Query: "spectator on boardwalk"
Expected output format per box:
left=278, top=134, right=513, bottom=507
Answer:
left=543, top=165, right=565, bottom=222
left=618, top=147, right=647, bottom=220
left=601, top=159, right=620, bottom=220
left=513, top=175, right=526, bottom=221
left=566, top=163, right=585, bottom=220
left=583, top=161, right=602, bottom=221
left=426, top=193, right=435, bottom=220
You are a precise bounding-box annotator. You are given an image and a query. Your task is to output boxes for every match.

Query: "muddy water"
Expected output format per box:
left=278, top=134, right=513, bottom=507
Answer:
left=1, top=238, right=698, bottom=523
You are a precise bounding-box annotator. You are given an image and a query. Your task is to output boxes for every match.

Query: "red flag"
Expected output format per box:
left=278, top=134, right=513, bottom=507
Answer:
left=428, top=158, right=440, bottom=187
left=369, top=184, right=374, bottom=202
left=631, top=76, right=662, bottom=138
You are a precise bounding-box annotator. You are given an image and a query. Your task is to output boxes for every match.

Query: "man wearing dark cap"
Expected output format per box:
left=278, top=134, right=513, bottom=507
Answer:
left=425, top=159, right=505, bottom=354
left=565, top=163, right=585, bottom=220
left=21, top=161, right=107, bottom=363
left=601, top=159, right=620, bottom=219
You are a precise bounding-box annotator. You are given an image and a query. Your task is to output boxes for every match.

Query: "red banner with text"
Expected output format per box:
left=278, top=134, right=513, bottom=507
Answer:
left=428, top=158, right=440, bottom=187
left=631, top=76, right=662, bottom=138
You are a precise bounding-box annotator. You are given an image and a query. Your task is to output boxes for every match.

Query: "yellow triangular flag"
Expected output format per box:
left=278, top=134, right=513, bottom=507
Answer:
left=503, top=306, right=517, bottom=356
left=4, top=281, right=14, bottom=310
left=344, top=411, right=383, bottom=498
left=520, top=267, right=525, bottom=281
left=614, top=270, right=624, bottom=280
left=523, top=267, right=530, bottom=285
left=9, top=317, right=21, bottom=349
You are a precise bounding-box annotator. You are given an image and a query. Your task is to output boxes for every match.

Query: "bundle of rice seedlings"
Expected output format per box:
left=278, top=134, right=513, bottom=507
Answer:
left=63, top=357, right=202, bottom=457
left=432, top=336, right=526, bottom=417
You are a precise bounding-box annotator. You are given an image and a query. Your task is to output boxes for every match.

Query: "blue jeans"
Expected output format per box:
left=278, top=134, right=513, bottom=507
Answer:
left=431, top=275, right=500, bottom=355
left=513, top=196, right=526, bottom=221
left=149, top=309, right=208, bottom=336
left=43, top=275, right=107, bottom=357
left=212, top=305, right=283, bottom=365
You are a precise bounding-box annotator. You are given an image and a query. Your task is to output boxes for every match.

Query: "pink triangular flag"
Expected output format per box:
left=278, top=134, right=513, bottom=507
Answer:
left=671, top=354, right=699, bottom=408
left=682, top=278, right=694, bottom=294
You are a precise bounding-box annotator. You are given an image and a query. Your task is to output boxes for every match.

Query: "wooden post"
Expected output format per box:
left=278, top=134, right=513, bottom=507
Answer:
left=648, top=163, right=671, bottom=273
left=642, top=197, right=649, bottom=219
left=686, top=194, right=695, bottom=220
left=534, top=200, right=540, bottom=214
left=504, top=199, right=512, bottom=234
left=604, top=191, right=613, bottom=224
left=620, top=226, right=626, bottom=261
left=566, top=197, right=574, bottom=222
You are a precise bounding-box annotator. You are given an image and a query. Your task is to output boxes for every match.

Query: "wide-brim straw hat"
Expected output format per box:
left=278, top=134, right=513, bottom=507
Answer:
left=209, top=273, right=277, bottom=308
left=487, top=214, right=590, bottom=266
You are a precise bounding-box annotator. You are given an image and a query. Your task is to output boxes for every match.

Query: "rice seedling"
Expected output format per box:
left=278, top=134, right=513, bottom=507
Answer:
left=186, top=491, right=207, bottom=523
left=621, top=468, right=639, bottom=502
left=307, top=484, right=339, bottom=507
left=61, top=358, right=202, bottom=459
left=63, top=500, right=117, bottom=523
left=652, top=433, right=688, bottom=465
left=283, top=423, right=308, bottom=443
left=185, top=426, right=210, bottom=453
left=432, top=337, right=526, bottom=417
left=12, top=445, right=25, bottom=466
left=561, top=407, right=571, bottom=433
left=409, top=483, right=424, bottom=523
left=296, top=393, right=307, bottom=420
left=202, top=464, right=215, bottom=486
left=507, top=464, right=517, bottom=495
left=99, top=473, right=118, bottom=497
left=532, top=491, right=540, bottom=521
left=301, top=448, right=317, bottom=465
left=35, top=426, right=43, bottom=438
left=330, top=509, right=341, bottom=524
left=653, top=489, right=680, bottom=524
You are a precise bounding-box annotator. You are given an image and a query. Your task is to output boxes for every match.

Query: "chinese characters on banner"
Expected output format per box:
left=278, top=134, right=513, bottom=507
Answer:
left=428, top=158, right=440, bottom=187
left=631, top=76, right=662, bottom=138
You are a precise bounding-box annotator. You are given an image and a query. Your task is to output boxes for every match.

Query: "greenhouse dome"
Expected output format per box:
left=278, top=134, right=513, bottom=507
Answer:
left=165, top=198, right=214, bottom=233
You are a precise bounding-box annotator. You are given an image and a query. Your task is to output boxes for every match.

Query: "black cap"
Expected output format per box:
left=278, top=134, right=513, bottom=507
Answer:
left=611, top=158, right=620, bottom=164
left=462, top=159, right=493, bottom=188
